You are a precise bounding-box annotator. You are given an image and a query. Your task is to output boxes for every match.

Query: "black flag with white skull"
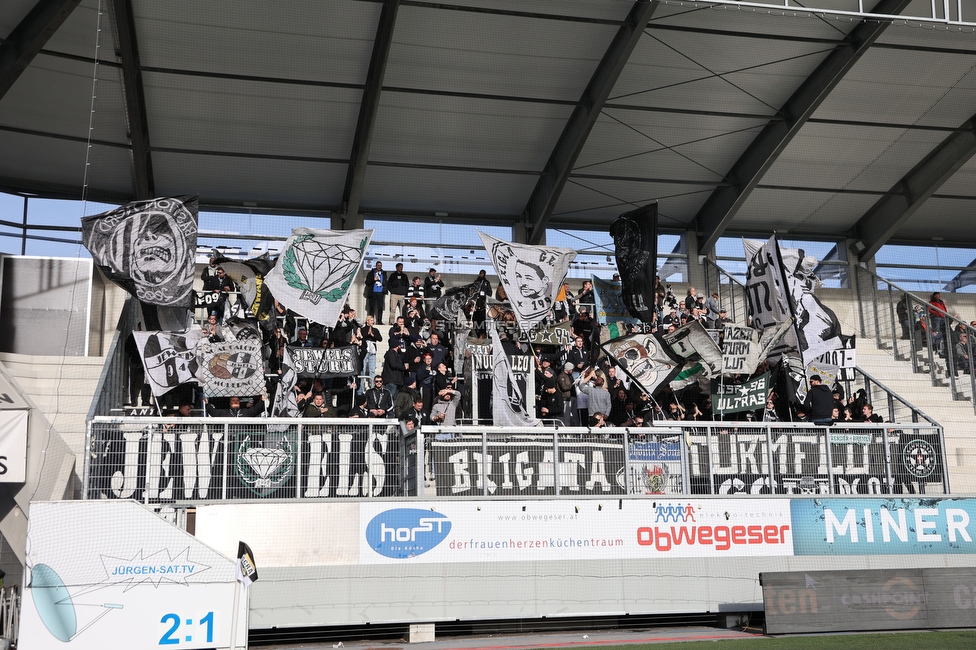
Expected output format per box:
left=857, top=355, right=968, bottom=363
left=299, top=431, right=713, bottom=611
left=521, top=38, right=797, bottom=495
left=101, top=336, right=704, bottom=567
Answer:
left=82, top=196, right=198, bottom=307
left=610, top=202, right=658, bottom=323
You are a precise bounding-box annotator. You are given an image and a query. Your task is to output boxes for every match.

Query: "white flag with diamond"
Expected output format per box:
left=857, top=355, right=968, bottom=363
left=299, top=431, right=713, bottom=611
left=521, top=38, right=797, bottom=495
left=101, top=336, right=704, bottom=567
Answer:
left=265, top=227, right=373, bottom=326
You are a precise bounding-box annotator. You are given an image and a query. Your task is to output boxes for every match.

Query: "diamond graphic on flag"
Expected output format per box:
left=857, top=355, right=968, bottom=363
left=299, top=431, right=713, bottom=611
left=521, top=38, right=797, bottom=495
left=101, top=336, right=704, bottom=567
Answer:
left=283, top=235, right=366, bottom=304
left=243, top=447, right=290, bottom=485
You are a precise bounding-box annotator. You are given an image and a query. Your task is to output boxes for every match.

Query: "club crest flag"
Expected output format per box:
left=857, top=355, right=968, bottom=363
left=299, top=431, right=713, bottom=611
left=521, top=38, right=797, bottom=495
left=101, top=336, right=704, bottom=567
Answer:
left=265, top=228, right=372, bottom=326
left=133, top=330, right=202, bottom=397
left=479, top=232, right=575, bottom=333
left=82, top=196, right=198, bottom=307
left=599, top=331, right=681, bottom=397
left=610, top=202, right=658, bottom=323
left=196, top=338, right=265, bottom=397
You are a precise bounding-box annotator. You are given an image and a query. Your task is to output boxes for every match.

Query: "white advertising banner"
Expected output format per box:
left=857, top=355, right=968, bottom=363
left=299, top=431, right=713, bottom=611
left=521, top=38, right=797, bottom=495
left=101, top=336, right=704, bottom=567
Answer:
left=0, top=410, right=27, bottom=482
left=358, top=499, right=793, bottom=565
left=19, top=501, right=244, bottom=650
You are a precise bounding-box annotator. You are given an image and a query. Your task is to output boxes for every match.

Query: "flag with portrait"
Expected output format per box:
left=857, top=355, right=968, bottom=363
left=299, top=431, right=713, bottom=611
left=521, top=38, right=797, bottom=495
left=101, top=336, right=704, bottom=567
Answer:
left=490, top=329, right=540, bottom=427
left=610, top=202, right=658, bottom=323
left=82, top=196, right=198, bottom=307
left=479, top=232, right=576, bottom=334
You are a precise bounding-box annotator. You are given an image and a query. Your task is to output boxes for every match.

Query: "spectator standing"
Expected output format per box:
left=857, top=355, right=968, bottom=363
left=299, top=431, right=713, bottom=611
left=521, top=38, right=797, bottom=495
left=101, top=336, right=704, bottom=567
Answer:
left=424, top=268, right=445, bottom=299
left=360, top=315, right=382, bottom=385
left=576, top=280, right=595, bottom=312
left=303, top=393, right=336, bottom=418
left=406, top=277, right=425, bottom=300
left=387, top=262, right=409, bottom=317
left=928, top=291, right=949, bottom=351
left=471, top=269, right=492, bottom=298
left=705, top=293, right=722, bottom=328
left=382, top=341, right=408, bottom=397
left=204, top=394, right=266, bottom=417
left=802, top=375, right=834, bottom=425
left=365, top=376, right=394, bottom=418
left=364, top=261, right=387, bottom=325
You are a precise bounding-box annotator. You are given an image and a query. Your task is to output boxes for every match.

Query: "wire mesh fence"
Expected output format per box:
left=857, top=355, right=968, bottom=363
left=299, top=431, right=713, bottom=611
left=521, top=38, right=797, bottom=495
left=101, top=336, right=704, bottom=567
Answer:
left=86, top=419, right=948, bottom=502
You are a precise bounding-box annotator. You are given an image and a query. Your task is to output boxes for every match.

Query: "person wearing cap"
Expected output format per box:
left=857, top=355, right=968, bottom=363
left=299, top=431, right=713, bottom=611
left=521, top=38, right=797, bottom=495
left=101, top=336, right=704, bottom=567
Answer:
left=424, top=268, right=444, bottom=299
left=471, top=269, right=492, bottom=298
left=803, top=375, right=834, bottom=425
left=537, top=365, right=564, bottom=421
left=394, top=374, right=421, bottom=419
left=718, top=308, right=732, bottom=325
left=381, top=343, right=407, bottom=397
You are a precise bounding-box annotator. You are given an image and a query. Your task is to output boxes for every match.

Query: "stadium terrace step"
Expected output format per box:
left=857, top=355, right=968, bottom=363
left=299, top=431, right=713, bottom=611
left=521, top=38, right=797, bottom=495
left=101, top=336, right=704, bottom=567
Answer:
left=853, top=339, right=976, bottom=493
left=0, top=352, right=105, bottom=462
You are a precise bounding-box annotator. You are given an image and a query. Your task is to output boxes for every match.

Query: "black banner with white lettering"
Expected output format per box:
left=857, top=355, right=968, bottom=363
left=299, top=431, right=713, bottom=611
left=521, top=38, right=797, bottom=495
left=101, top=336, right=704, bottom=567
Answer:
left=431, top=437, right=626, bottom=496
left=289, top=345, right=360, bottom=378
left=86, top=422, right=400, bottom=501
left=711, top=372, right=771, bottom=415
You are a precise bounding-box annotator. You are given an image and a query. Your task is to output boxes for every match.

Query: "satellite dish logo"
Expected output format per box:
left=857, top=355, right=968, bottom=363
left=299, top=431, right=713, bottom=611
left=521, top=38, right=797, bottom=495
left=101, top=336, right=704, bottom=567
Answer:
left=366, top=509, right=452, bottom=559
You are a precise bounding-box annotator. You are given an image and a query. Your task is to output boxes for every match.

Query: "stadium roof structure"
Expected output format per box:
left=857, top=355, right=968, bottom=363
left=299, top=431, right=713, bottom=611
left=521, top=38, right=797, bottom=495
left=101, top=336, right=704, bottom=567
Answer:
left=3, top=0, right=976, bottom=257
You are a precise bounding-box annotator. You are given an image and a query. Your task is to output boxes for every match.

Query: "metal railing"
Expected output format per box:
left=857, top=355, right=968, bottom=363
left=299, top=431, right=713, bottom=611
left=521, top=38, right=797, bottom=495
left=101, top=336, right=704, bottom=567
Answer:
left=86, top=417, right=407, bottom=502
left=87, top=297, right=138, bottom=420
left=852, top=263, right=976, bottom=415
left=85, top=418, right=948, bottom=501
left=702, top=257, right=749, bottom=325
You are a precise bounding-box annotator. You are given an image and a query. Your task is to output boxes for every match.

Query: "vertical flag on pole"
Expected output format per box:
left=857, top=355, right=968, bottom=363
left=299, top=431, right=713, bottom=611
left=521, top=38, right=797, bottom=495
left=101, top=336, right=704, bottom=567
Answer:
left=610, top=202, right=658, bottom=323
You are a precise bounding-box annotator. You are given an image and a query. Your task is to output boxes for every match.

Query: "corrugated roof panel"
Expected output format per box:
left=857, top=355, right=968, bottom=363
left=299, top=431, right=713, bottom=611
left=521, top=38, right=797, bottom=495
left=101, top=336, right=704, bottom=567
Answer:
left=153, top=152, right=345, bottom=207
left=552, top=177, right=714, bottom=226
left=41, top=0, right=115, bottom=61
left=385, top=4, right=617, bottom=101
left=142, top=72, right=361, bottom=160
left=370, top=93, right=572, bottom=171
left=735, top=188, right=879, bottom=234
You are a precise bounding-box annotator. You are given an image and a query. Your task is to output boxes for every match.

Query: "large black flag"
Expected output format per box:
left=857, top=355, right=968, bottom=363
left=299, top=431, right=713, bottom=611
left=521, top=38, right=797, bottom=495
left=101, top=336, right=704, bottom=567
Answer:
left=610, top=202, right=658, bottom=323
left=82, top=196, right=198, bottom=307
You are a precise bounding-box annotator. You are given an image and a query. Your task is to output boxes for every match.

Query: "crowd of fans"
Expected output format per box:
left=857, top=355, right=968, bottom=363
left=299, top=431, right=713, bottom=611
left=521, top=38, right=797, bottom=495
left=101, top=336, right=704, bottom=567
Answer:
left=124, top=254, right=926, bottom=429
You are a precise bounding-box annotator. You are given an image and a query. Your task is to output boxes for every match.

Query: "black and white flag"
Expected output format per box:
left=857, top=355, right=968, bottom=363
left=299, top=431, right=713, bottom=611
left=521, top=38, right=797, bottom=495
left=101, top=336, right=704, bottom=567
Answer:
left=610, top=202, right=658, bottom=323
left=743, top=236, right=843, bottom=366
left=133, top=330, right=202, bottom=397
left=213, top=253, right=275, bottom=322
left=82, top=197, right=198, bottom=307
left=721, top=320, right=793, bottom=376
left=429, top=283, right=476, bottom=325
left=265, top=228, right=372, bottom=327
left=490, top=329, right=540, bottom=427
left=479, top=232, right=575, bottom=333
left=600, top=331, right=682, bottom=397
left=661, top=320, right=723, bottom=378
left=196, top=338, right=266, bottom=397
left=237, top=541, right=259, bottom=586
left=289, top=345, right=360, bottom=379
left=272, top=344, right=301, bottom=421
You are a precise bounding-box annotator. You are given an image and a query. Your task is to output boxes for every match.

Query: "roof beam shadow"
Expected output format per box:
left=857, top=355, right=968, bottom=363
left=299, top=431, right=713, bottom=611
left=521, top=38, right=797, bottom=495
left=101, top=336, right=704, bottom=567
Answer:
left=693, top=0, right=913, bottom=255
left=111, top=0, right=154, bottom=199
left=523, top=0, right=659, bottom=245
left=342, top=0, right=401, bottom=226
left=0, top=0, right=83, bottom=100
left=851, top=113, right=976, bottom=261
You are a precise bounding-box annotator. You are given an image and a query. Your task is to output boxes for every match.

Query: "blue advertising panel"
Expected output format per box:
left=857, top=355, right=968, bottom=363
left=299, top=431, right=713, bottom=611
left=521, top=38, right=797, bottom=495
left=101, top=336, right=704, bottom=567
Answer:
left=791, top=498, right=976, bottom=555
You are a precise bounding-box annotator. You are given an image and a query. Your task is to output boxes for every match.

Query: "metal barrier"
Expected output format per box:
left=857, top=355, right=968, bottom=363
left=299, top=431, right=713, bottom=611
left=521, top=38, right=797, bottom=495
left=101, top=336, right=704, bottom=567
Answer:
left=0, top=586, right=18, bottom=647
left=87, top=297, right=137, bottom=419
left=852, top=263, right=976, bottom=414
left=85, top=418, right=948, bottom=501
